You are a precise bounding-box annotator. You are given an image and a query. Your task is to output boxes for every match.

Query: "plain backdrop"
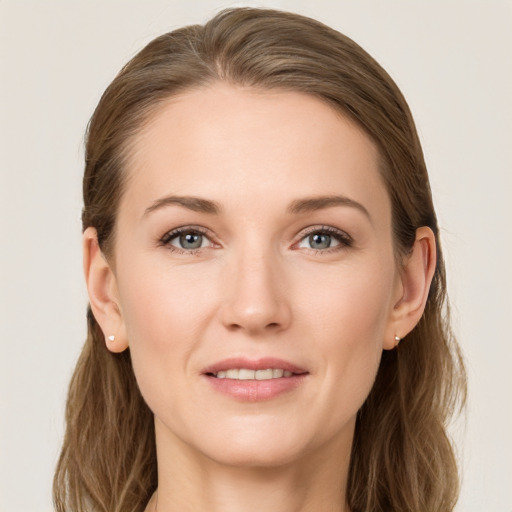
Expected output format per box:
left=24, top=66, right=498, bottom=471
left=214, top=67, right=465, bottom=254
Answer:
left=1, top=1, right=511, bottom=510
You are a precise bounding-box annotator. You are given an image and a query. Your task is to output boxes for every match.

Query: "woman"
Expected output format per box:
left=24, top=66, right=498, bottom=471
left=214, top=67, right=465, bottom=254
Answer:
left=53, top=7, right=466, bottom=512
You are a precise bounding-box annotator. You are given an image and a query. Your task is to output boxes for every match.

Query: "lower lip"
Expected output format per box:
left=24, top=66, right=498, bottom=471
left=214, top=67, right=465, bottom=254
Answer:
left=204, top=374, right=307, bottom=402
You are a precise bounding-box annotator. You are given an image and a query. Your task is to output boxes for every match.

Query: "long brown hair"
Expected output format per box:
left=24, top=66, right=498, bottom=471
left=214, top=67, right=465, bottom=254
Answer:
left=54, top=7, right=466, bottom=512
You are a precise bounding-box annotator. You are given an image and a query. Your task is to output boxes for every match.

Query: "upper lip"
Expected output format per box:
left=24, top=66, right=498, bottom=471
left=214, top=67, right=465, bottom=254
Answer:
left=202, top=357, right=308, bottom=375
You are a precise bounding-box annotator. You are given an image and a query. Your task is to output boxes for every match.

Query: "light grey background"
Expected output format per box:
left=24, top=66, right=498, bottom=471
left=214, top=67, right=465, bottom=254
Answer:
left=1, top=1, right=511, bottom=510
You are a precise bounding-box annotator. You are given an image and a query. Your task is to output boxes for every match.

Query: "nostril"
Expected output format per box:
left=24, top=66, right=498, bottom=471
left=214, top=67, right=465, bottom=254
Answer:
left=220, top=293, right=292, bottom=334
left=227, top=323, right=241, bottom=330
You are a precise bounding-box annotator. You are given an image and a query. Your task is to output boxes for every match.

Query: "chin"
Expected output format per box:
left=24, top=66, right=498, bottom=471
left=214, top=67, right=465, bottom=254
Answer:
left=195, top=424, right=315, bottom=469
left=208, top=444, right=302, bottom=469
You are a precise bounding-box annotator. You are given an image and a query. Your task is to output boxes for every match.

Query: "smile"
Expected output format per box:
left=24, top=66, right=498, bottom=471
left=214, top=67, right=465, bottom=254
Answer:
left=211, top=369, right=295, bottom=380
left=202, top=358, right=308, bottom=401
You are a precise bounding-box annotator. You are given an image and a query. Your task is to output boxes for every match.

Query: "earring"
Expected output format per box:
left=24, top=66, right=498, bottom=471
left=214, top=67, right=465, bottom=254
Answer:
left=394, top=335, right=401, bottom=346
left=107, top=335, right=115, bottom=342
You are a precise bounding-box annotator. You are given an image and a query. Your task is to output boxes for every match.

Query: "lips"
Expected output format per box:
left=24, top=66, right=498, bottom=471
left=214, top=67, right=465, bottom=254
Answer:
left=214, top=368, right=294, bottom=380
left=202, top=357, right=308, bottom=378
left=202, top=357, right=309, bottom=401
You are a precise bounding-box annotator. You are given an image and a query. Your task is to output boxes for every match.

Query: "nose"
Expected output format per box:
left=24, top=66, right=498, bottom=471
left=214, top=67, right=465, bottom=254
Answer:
left=220, top=248, right=292, bottom=335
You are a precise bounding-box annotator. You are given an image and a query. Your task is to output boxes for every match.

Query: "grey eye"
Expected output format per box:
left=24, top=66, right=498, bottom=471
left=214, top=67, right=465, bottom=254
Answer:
left=308, top=233, right=332, bottom=249
left=297, top=231, right=342, bottom=250
left=173, top=232, right=205, bottom=250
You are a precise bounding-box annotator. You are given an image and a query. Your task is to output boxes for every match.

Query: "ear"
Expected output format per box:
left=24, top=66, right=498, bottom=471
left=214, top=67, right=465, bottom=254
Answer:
left=83, top=227, right=128, bottom=353
left=383, top=226, right=437, bottom=350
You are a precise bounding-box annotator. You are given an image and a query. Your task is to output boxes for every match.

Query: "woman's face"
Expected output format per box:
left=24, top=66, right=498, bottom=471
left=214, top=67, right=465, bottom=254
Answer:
left=111, top=83, right=402, bottom=467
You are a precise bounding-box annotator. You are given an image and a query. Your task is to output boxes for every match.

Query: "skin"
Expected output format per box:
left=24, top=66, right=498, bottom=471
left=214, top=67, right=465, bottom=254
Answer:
left=84, top=83, right=436, bottom=512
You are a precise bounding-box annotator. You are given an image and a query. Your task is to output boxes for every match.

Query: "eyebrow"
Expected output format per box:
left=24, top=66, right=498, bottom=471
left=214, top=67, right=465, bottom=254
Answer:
left=143, top=193, right=370, bottom=221
left=144, top=195, right=222, bottom=216
left=287, top=195, right=371, bottom=220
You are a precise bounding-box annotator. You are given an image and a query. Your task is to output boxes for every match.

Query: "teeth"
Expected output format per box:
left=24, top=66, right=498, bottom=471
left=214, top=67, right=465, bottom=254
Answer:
left=239, top=369, right=255, bottom=380
left=255, top=369, right=273, bottom=380
left=213, top=368, right=295, bottom=380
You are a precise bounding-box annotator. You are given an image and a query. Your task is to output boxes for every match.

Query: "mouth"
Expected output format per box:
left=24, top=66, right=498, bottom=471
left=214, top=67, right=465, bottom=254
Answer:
left=202, top=358, right=309, bottom=401
left=207, top=368, right=299, bottom=380
left=202, top=357, right=308, bottom=379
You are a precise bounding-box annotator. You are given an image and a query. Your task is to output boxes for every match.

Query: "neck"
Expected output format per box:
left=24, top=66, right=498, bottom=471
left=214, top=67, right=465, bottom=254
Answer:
left=148, top=420, right=352, bottom=512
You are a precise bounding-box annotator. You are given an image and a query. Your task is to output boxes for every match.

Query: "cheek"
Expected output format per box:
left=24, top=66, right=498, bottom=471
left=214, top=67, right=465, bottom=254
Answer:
left=294, top=258, right=395, bottom=415
left=297, top=256, right=395, bottom=346
left=114, top=263, right=216, bottom=408
left=118, top=253, right=215, bottom=339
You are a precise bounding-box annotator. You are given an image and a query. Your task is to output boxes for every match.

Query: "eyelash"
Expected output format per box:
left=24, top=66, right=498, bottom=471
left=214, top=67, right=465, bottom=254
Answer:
left=158, top=225, right=353, bottom=255
left=158, top=226, right=214, bottom=254
left=295, top=225, right=353, bottom=254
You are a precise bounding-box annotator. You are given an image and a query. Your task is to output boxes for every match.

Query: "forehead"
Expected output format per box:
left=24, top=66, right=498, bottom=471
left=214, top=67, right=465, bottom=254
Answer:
left=121, top=83, right=389, bottom=220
